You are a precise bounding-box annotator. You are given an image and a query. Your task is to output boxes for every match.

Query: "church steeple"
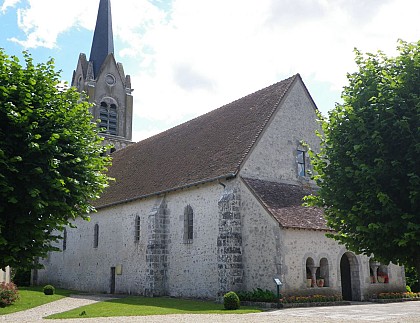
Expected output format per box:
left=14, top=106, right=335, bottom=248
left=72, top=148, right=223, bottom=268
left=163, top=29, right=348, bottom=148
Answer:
left=71, top=0, right=134, bottom=152
left=89, top=0, right=114, bottom=78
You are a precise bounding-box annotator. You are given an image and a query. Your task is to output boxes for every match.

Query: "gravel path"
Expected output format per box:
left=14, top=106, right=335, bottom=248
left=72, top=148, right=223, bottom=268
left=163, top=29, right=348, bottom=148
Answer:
left=2, top=296, right=420, bottom=323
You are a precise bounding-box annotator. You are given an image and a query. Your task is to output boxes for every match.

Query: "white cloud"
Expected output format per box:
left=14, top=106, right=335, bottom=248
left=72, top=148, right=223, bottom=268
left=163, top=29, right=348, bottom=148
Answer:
left=5, top=0, right=420, bottom=142
left=1, top=0, right=21, bottom=13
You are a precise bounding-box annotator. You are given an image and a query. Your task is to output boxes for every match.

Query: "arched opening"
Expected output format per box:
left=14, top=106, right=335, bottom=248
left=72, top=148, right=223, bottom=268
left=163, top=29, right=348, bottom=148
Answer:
left=340, top=252, right=361, bottom=301
left=306, top=257, right=315, bottom=287
left=319, top=258, right=329, bottom=287
left=340, top=254, right=352, bottom=300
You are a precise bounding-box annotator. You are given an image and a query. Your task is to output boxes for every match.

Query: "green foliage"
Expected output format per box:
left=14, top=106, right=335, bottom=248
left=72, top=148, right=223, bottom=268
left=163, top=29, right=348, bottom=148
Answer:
left=0, top=49, right=111, bottom=270
left=11, top=267, right=31, bottom=287
left=223, top=291, right=240, bottom=310
left=405, top=267, right=419, bottom=292
left=0, top=282, right=19, bottom=307
left=305, top=40, right=420, bottom=277
left=236, top=288, right=277, bottom=303
left=43, top=284, right=55, bottom=295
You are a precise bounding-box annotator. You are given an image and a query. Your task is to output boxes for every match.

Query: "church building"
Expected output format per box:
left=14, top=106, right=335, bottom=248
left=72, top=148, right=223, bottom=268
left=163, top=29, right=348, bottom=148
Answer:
left=36, top=0, right=406, bottom=301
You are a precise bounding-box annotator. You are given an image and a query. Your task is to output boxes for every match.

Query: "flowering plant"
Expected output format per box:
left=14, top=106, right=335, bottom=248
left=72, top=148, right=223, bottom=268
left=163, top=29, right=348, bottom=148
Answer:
left=280, top=294, right=342, bottom=304
left=378, top=292, right=420, bottom=299
left=0, top=282, right=19, bottom=307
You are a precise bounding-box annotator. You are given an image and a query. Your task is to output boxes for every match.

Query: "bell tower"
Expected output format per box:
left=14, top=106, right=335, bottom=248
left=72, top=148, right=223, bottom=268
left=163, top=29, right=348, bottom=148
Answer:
left=71, top=0, right=133, bottom=151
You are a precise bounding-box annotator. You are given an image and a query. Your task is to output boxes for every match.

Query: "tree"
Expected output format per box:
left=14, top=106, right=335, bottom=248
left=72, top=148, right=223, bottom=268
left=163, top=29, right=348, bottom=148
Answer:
left=0, top=50, right=110, bottom=270
left=306, top=40, right=420, bottom=280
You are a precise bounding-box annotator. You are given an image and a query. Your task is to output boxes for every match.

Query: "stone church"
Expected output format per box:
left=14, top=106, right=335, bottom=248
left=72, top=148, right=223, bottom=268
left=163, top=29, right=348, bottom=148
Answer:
left=36, top=0, right=406, bottom=301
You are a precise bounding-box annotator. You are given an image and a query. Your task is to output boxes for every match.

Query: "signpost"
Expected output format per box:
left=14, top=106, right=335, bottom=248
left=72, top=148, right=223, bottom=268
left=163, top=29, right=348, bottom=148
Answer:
left=273, top=278, right=282, bottom=308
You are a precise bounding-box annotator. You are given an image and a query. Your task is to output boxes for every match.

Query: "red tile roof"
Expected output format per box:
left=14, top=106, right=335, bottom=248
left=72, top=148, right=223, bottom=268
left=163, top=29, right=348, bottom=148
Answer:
left=242, top=177, right=329, bottom=231
left=96, top=74, right=299, bottom=208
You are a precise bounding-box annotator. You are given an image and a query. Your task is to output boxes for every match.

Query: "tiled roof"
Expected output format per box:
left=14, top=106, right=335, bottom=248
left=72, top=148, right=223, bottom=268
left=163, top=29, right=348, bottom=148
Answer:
left=96, top=74, right=299, bottom=208
left=242, top=177, right=329, bottom=231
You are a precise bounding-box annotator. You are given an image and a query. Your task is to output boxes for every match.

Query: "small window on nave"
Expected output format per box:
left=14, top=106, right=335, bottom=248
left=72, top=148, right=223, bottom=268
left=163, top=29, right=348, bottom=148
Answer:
left=184, top=205, right=193, bottom=244
left=63, top=228, right=67, bottom=251
left=94, top=224, right=99, bottom=248
left=134, top=215, right=141, bottom=243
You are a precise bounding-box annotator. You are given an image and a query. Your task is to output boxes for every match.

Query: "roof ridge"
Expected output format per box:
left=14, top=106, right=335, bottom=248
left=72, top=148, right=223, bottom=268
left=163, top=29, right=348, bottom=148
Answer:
left=127, top=74, right=298, bottom=149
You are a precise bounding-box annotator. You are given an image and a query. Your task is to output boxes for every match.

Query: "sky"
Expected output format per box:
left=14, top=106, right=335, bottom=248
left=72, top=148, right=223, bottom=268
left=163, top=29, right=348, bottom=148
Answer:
left=1, top=0, right=419, bottom=142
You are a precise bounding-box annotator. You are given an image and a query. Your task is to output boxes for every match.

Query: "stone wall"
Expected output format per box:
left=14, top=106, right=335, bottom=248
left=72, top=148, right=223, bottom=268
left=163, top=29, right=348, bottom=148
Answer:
left=36, top=182, right=224, bottom=298
left=145, top=197, right=169, bottom=296
left=217, top=184, right=243, bottom=296
left=240, top=77, right=321, bottom=185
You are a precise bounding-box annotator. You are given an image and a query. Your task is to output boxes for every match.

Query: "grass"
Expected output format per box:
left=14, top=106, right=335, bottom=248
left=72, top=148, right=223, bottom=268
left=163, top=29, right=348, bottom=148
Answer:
left=47, top=296, right=261, bottom=319
left=0, top=286, right=73, bottom=315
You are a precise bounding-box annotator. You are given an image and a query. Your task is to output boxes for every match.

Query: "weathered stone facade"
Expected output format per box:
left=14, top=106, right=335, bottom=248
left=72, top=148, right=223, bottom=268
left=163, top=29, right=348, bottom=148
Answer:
left=217, top=185, right=243, bottom=296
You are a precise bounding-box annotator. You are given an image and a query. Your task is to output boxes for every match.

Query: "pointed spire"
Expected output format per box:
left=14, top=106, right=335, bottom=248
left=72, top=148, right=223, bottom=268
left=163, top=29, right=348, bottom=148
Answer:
left=89, top=0, right=114, bottom=78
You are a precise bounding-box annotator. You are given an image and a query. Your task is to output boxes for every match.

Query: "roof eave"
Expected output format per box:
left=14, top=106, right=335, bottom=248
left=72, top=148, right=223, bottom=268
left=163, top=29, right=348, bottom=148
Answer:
left=95, top=171, right=237, bottom=210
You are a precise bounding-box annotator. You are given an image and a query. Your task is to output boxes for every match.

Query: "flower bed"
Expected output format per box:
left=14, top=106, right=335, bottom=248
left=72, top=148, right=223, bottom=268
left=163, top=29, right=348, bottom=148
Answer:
left=242, top=294, right=350, bottom=309
left=280, top=294, right=343, bottom=304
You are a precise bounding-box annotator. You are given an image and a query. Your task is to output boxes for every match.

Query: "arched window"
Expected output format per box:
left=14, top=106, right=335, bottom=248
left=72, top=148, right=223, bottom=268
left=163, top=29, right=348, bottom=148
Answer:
left=94, top=224, right=99, bottom=248
left=377, top=265, right=389, bottom=283
left=63, top=228, right=67, bottom=251
left=134, top=215, right=141, bottom=242
left=306, top=257, right=315, bottom=287
left=184, top=205, right=193, bottom=244
left=319, top=258, right=329, bottom=287
left=99, top=101, right=118, bottom=135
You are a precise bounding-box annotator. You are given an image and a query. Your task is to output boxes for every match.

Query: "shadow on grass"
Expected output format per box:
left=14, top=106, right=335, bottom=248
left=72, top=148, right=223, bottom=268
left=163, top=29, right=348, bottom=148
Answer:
left=47, top=296, right=261, bottom=319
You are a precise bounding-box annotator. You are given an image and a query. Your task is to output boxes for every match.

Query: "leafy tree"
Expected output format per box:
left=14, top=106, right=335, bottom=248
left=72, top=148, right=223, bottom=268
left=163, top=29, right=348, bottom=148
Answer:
left=0, top=50, right=110, bottom=270
left=306, top=40, right=420, bottom=281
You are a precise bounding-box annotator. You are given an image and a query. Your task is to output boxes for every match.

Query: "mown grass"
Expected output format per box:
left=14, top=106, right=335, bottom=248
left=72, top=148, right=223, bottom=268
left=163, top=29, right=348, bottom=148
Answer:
left=47, top=296, right=261, bottom=319
left=0, top=286, right=74, bottom=315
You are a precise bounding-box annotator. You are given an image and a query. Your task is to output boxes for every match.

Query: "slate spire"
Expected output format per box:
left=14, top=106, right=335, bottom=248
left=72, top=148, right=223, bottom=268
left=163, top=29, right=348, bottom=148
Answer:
left=89, top=0, right=114, bottom=78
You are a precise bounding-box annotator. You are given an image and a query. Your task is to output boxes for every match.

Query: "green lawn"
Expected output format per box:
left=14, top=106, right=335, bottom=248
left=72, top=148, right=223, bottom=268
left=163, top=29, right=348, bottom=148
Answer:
left=47, top=296, right=261, bottom=319
left=0, top=286, right=73, bottom=315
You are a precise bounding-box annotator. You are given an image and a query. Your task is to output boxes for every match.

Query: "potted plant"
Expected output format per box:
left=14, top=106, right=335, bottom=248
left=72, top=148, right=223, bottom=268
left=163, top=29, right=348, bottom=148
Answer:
left=306, top=278, right=312, bottom=287
left=377, top=272, right=388, bottom=283
left=316, top=277, right=325, bottom=287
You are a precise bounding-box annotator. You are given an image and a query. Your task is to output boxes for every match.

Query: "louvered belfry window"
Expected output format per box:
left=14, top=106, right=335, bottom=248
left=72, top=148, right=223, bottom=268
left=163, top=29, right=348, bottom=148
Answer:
left=99, top=101, right=117, bottom=135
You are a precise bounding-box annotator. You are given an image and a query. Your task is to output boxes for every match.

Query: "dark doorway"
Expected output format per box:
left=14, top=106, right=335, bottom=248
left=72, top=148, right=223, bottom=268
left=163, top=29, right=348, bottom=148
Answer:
left=340, top=254, right=352, bottom=301
left=110, top=267, right=116, bottom=294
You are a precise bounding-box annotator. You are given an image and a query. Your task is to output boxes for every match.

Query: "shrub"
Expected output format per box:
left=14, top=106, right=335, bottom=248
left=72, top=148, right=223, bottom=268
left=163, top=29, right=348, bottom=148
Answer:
left=224, top=291, right=240, bottom=310
left=43, top=285, right=55, bottom=295
left=406, top=285, right=412, bottom=292
left=236, top=288, right=277, bottom=303
left=0, top=282, right=19, bottom=307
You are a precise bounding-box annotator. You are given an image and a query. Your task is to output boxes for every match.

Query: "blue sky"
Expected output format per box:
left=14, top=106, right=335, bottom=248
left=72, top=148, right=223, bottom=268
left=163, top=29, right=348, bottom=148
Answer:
left=1, top=0, right=420, bottom=141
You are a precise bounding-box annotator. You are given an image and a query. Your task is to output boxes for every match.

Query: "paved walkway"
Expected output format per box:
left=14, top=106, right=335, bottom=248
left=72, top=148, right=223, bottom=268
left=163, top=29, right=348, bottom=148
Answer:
left=1, top=296, right=420, bottom=322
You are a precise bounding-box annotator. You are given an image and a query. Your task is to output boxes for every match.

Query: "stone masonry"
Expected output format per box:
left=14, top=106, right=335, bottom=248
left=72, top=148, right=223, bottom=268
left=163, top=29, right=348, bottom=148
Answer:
left=217, top=185, right=243, bottom=296
left=145, top=197, right=169, bottom=296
